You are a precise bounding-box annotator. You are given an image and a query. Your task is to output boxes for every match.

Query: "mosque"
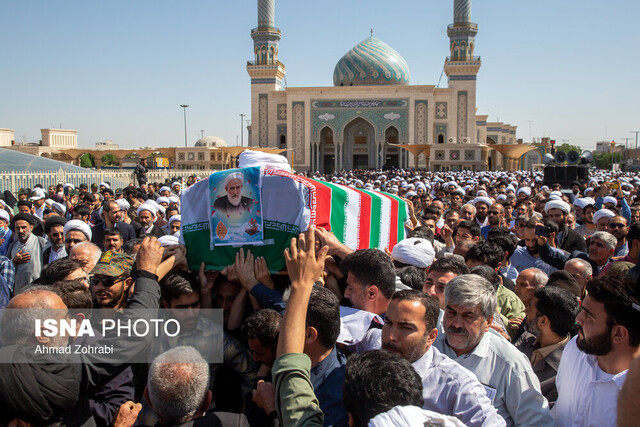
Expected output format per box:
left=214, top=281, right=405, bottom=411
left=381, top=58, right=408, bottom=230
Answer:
left=246, top=0, right=533, bottom=173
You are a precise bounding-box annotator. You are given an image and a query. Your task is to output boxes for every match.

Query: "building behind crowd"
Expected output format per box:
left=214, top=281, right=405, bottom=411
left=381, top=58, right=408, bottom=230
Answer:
left=247, top=0, right=528, bottom=172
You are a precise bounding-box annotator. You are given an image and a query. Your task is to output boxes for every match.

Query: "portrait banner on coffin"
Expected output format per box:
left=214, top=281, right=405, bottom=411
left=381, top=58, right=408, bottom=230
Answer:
left=208, top=168, right=263, bottom=247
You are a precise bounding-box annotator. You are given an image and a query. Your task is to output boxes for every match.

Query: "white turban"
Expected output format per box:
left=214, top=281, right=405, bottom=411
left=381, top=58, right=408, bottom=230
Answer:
left=168, top=196, right=180, bottom=204
left=137, top=203, right=157, bottom=219
left=63, top=183, right=75, bottom=190
left=584, top=188, right=594, bottom=196
left=147, top=200, right=165, bottom=216
left=51, top=202, right=66, bottom=214
left=0, top=209, right=10, bottom=223
left=159, top=186, right=171, bottom=194
left=238, top=149, right=291, bottom=172
left=116, top=199, right=130, bottom=211
left=156, top=197, right=170, bottom=205
left=497, top=194, right=507, bottom=202
left=99, top=182, right=110, bottom=189
left=168, top=214, right=181, bottom=225
left=391, top=238, right=435, bottom=269
left=573, top=198, right=591, bottom=210
left=157, top=235, right=180, bottom=247
left=171, top=181, right=180, bottom=188
left=544, top=200, right=570, bottom=214
left=476, top=190, right=488, bottom=197
left=603, top=196, right=617, bottom=206
left=223, top=172, right=245, bottom=189
left=63, top=219, right=92, bottom=240
left=517, top=187, right=531, bottom=196
left=472, top=196, right=492, bottom=207
left=593, top=209, right=615, bottom=224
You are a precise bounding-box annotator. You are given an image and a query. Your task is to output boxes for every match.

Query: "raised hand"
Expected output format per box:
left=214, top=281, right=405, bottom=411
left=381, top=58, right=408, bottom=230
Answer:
left=235, top=249, right=259, bottom=291
left=254, top=256, right=275, bottom=289
left=285, top=226, right=329, bottom=291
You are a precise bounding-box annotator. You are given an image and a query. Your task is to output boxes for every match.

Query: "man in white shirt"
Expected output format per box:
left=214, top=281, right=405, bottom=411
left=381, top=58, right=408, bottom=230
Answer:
left=434, top=274, right=553, bottom=426
left=382, top=289, right=505, bottom=426
left=553, top=275, right=640, bottom=426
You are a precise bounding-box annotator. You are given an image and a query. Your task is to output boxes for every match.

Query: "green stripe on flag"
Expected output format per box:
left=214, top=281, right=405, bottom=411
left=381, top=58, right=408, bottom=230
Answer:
left=322, top=181, right=347, bottom=243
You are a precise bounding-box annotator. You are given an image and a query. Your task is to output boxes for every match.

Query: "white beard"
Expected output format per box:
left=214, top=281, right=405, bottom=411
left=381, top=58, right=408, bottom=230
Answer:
left=228, top=194, right=242, bottom=207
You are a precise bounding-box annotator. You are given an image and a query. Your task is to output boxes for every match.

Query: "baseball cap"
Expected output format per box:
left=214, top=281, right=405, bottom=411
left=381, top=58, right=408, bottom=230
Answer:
left=18, top=188, right=29, bottom=195
left=79, top=183, right=88, bottom=190
left=90, top=251, right=134, bottom=277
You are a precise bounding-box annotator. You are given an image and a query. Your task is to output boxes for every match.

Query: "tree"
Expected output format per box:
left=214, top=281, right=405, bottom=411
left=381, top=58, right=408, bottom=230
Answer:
left=124, top=152, right=141, bottom=159
left=593, top=152, right=613, bottom=170
left=101, top=153, right=119, bottom=166
left=79, top=153, right=95, bottom=168
left=555, top=143, right=583, bottom=155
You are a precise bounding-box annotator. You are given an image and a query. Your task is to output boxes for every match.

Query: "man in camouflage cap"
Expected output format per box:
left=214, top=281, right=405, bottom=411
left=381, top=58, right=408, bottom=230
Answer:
left=90, top=250, right=134, bottom=310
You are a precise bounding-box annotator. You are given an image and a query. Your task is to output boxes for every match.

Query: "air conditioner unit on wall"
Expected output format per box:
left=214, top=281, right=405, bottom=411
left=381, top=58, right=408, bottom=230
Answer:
left=448, top=137, right=456, bottom=144
left=461, top=137, right=469, bottom=144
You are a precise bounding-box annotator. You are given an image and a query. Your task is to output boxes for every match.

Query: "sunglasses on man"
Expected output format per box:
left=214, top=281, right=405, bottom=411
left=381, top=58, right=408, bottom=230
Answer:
left=90, top=275, right=126, bottom=288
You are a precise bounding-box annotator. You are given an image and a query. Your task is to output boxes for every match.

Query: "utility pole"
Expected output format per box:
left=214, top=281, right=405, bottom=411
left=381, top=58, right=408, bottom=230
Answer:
left=632, top=131, right=640, bottom=166
left=239, top=114, right=246, bottom=147
left=180, top=105, right=189, bottom=147
left=621, top=137, right=633, bottom=170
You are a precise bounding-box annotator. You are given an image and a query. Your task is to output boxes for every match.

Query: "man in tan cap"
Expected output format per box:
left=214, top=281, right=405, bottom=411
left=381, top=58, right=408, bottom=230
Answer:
left=90, top=250, right=134, bottom=310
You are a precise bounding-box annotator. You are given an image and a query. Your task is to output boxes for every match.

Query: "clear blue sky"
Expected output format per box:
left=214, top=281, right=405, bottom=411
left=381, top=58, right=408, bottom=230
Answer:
left=2, top=0, right=639, bottom=152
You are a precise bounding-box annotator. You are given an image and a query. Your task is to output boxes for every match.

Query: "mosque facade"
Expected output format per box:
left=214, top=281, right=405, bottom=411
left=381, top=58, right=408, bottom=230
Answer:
left=247, top=0, right=518, bottom=173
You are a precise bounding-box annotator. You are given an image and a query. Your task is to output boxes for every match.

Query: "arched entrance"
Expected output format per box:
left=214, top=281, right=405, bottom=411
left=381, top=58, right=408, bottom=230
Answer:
left=343, top=118, right=376, bottom=170
left=319, top=127, right=335, bottom=174
left=384, top=126, right=400, bottom=169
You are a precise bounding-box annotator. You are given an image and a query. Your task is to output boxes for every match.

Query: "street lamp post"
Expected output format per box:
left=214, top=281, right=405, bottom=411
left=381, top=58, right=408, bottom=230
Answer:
left=180, top=105, right=189, bottom=147
left=239, top=113, right=246, bottom=147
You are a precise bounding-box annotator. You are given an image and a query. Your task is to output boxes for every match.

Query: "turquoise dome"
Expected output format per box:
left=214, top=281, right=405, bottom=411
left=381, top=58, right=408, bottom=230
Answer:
left=333, top=37, right=411, bottom=86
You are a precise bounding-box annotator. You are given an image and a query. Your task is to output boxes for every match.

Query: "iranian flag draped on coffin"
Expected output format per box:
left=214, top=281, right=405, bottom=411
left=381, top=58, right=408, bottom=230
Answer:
left=180, top=166, right=409, bottom=271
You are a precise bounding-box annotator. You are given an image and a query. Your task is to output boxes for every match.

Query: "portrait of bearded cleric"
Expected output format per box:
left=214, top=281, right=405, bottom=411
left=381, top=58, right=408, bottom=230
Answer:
left=209, top=169, right=262, bottom=244
left=213, top=172, right=255, bottom=218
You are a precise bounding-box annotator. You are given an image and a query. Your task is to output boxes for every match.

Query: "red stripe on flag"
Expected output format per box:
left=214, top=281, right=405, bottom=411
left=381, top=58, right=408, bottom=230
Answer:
left=378, top=192, right=399, bottom=251
left=299, top=177, right=333, bottom=231
left=351, top=188, right=371, bottom=249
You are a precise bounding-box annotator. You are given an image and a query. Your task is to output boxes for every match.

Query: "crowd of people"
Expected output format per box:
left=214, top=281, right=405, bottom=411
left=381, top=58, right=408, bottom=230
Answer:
left=0, top=165, right=639, bottom=426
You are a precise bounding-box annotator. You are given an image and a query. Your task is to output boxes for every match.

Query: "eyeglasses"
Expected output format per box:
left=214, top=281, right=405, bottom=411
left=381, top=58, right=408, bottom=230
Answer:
left=65, top=238, right=85, bottom=244
left=51, top=232, right=63, bottom=237
left=488, top=211, right=501, bottom=215
left=608, top=223, right=627, bottom=229
left=90, top=276, right=125, bottom=288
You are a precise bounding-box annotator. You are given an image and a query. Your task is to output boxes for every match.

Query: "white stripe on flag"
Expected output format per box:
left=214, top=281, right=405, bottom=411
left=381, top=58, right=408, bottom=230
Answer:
left=378, top=193, right=392, bottom=250
left=343, top=186, right=361, bottom=250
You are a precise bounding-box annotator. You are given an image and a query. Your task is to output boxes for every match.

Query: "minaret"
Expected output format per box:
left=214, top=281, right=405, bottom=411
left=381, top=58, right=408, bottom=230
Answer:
left=247, top=0, right=285, bottom=147
left=444, top=0, right=481, bottom=145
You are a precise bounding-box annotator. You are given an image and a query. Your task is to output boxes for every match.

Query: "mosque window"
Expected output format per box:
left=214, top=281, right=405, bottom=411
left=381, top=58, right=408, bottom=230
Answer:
left=178, top=153, right=185, bottom=161
left=438, top=134, right=445, bottom=144
left=279, top=134, right=286, bottom=149
left=355, top=136, right=366, bottom=144
left=198, top=152, right=204, bottom=161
